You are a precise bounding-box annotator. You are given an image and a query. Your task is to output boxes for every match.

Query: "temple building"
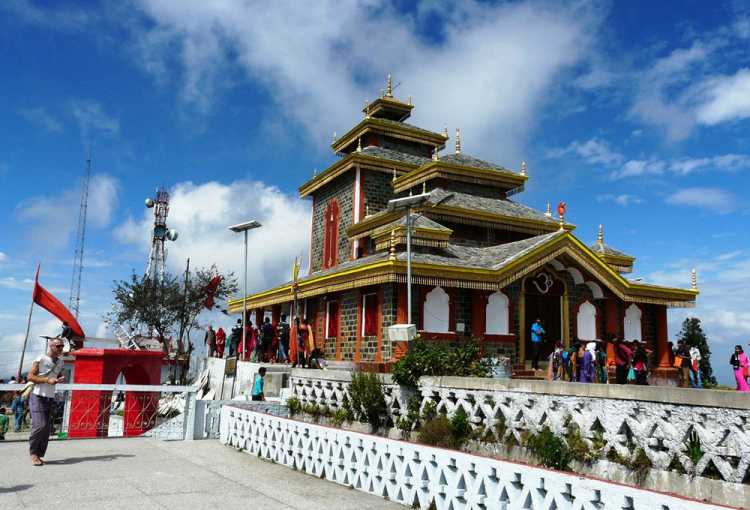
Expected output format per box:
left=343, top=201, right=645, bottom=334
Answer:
left=229, top=76, right=698, bottom=380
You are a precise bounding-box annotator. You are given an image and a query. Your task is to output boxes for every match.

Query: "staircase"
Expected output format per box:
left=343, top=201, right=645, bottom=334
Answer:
left=512, top=363, right=548, bottom=380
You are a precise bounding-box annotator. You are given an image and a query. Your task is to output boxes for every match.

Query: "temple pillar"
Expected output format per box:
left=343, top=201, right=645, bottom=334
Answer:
left=471, top=290, right=487, bottom=340
left=652, top=305, right=679, bottom=385
left=605, top=299, right=618, bottom=364
left=271, top=304, right=281, bottom=326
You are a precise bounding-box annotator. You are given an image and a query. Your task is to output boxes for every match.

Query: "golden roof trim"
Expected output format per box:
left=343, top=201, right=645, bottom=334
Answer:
left=393, top=161, right=526, bottom=193
left=331, top=117, right=447, bottom=153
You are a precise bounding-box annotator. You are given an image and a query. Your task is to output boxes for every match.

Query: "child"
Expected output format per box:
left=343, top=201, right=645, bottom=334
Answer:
left=252, top=367, right=266, bottom=401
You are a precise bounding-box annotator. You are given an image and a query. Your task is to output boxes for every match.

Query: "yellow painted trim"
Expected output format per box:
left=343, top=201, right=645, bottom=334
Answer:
left=331, top=117, right=447, bottom=153
left=393, top=161, right=526, bottom=192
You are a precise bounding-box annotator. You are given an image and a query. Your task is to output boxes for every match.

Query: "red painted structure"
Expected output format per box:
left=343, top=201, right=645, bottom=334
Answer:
left=68, top=349, right=164, bottom=438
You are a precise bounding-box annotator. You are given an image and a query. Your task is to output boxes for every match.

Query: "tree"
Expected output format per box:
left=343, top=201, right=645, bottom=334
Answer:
left=108, top=265, right=238, bottom=355
left=676, top=317, right=716, bottom=386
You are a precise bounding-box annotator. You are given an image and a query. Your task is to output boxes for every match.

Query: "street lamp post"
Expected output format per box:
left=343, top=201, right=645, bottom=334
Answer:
left=228, top=220, right=262, bottom=358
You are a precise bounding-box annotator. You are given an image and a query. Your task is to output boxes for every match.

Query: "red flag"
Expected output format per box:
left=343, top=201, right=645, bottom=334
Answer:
left=32, top=266, right=85, bottom=338
left=203, top=275, right=222, bottom=310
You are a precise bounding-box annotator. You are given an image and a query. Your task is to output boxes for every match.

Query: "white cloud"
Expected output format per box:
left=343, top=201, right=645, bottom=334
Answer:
left=550, top=138, right=623, bottom=166
left=16, top=174, right=119, bottom=251
left=0, top=276, right=34, bottom=291
left=1, top=0, right=94, bottom=30
left=18, top=106, right=63, bottom=133
left=694, top=68, right=750, bottom=125
left=665, top=187, right=738, bottom=214
left=69, top=99, right=119, bottom=141
left=595, top=193, right=642, bottom=206
left=114, top=179, right=310, bottom=296
left=0, top=252, right=7, bottom=263
left=127, top=0, right=598, bottom=162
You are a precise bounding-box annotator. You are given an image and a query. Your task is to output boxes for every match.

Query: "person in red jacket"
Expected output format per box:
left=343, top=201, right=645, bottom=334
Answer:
left=215, top=327, right=226, bottom=358
left=613, top=338, right=632, bottom=384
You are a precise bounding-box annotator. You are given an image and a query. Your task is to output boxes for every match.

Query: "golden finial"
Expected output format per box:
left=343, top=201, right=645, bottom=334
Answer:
left=442, top=125, right=448, bottom=138
left=313, top=168, right=318, bottom=177
left=597, top=224, right=604, bottom=245
left=422, top=182, right=427, bottom=194
left=386, top=74, right=393, bottom=98
left=432, top=146, right=439, bottom=161
left=520, top=161, right=527, bottom=176
left=392, top=168, right=397, bottom=182
left=357, top=137, right=362, bottom=152
left=389, top=230, right=397, bottom=260
left=408, top=95, right=412, bottom=106
left=455, top=128, right=461, bottom=154
left=691, top=268, right=698, bottom=290
left=545, top=202, right=552, bottom=218
left=409, top=189, right=413, bottom=197
left=332, top=131, right=337, bottom=143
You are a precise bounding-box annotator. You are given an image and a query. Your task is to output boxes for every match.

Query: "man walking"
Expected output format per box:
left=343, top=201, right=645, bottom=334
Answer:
left=277, top=314, right=290, bottom=363
left=689, top=344, right=702, bottom=388
left=11, top=391, right=25, bottom=432
left=204, top=325, right=217, bottom=358
left=530, top=318, right=545, bottom=370
left=27, top=338, right=65, bottom=465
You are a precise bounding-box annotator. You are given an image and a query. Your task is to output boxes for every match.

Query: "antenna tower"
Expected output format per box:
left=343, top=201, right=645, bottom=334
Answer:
left=69, top=150, right=91, bottom=318
left=145, top=188, right=178, bottom=282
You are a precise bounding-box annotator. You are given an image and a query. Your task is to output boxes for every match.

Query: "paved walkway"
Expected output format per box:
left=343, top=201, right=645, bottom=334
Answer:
left=0, top=438, right=402, bottom=509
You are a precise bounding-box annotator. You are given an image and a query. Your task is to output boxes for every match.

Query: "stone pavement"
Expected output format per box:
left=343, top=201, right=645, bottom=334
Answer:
left=0, top=438, right=403, bottom=509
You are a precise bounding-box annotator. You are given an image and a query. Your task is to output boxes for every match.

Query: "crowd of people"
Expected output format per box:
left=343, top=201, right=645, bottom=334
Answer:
left=203, top=314, right=327, bottom=369
left=531, top=318, right=707, bottom=389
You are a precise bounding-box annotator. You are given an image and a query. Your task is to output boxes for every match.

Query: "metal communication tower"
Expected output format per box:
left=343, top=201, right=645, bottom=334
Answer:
left=145, top=188, right=178, bottom=282
left=69, top=152, right=92, bottom=318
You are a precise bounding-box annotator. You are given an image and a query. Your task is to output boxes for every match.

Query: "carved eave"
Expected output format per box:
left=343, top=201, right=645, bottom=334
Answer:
left=393, top=160, right=527, bottom=194
left=298, top=153, right=415, bottom=198
left=331, top=117, right=448, bottom=154
left=371, top=222, right=453, bottom=251
left=598, top=253, right=635, bottom=274
left=231, top=231, right=696, bottom=311
left=363, top=97, right=413, bottom=122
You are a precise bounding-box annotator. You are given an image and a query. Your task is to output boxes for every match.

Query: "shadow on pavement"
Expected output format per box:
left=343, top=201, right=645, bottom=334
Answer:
left=0, top=484, right=34, bottom=494
left=44, top=454, right=135, bottom=465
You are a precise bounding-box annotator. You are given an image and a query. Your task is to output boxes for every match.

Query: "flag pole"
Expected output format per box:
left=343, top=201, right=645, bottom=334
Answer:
left=18, top=264, right=40, bottom=380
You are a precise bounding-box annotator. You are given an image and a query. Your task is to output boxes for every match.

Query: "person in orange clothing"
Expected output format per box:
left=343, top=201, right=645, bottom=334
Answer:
left=238, top=320, right=257, bottom=362
left=289, top=317, right=301, bottom=368
left=302, top=317, right=315, bottom=365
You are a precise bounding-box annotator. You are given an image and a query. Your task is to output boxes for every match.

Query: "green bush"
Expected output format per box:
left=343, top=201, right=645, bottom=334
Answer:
left=524, top=426, right=573, bottom=471
left=421, top=400, right=438, bottom=422
left=331, top=407, right=350, bottom=426
left=286, top=397, right=301, bottom=415
left=565, top=423, right=599, bottom=465
left=418, top=415, right=457, bottom=448
left=348, top=371, right=388, bottom=428
left=391, top=337, right=493, bottom=389
left=450, top=408, right=472, bottom=443
left=303, top=402, right=320, bottom=416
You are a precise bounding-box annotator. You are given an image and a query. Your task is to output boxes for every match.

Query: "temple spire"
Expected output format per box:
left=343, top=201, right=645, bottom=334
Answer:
left=691, top=268, right=698, bottom=290
left=386, top=74, right=393, bottom=98
left=597, top=224, right=604, bottom=245
left=455, top=128, right=461, bottom=154
left=520, top=161, right=527, bottom=176
left=442, top=125, right=448, bottom=138
left=357, top=137, right=362, bottom=152
left=389, top=230, right=397, bottom=260
left=432, top=146, right=439, bottom=161
left=392, top=168, right=397, bottom=182
left=545, top=202, right=552, bottom=218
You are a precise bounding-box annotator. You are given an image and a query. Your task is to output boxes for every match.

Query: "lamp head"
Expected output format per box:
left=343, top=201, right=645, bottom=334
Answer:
left=228, top=220, right=262, bottom=233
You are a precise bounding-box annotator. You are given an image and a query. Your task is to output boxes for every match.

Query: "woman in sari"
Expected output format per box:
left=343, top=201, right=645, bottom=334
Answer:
left=579, top=342, right=596, bottom=383
left=302, top=318, right=315, bottom=366
left=730, top=345, right=750, bottom=392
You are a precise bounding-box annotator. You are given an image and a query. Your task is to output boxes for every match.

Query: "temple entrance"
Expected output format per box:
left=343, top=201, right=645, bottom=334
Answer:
left=523, top=271, right=565, bottom=365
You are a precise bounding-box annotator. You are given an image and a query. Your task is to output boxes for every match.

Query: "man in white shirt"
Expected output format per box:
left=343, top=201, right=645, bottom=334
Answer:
left=27, top=338, right=65, bottom=466
left=689, top=345, right=703, bottom=389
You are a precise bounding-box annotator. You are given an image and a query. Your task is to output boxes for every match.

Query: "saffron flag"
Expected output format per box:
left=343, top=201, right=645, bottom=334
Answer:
left=204, top=275, right=222, bottom=310
left=32, top=266, right=85, bottom=338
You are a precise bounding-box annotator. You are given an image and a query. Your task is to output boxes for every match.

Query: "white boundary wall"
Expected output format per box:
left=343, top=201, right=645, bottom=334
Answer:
left=220, top=404, right=733, bottom=510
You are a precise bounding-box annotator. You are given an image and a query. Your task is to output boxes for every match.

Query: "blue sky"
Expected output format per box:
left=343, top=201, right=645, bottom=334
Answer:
left=1, top=0, right=749, bottom=384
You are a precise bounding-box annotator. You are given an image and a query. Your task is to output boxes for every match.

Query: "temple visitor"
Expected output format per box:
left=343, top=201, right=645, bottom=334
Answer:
left=579, top=342, right=596, bottom=383
left=613, top=338, right=633, bottom=384
left=675, top=340, right=692, bottom=388
left=0, top=407, right=8, bottom=440
left=573, top=342, right=585, bottom=382
left=228, top=319, right=242, bottom=358
left=239, top=320, right=257, bottom=362
left=730, top=345, right=749, bottom=392
left=251, top=367, right=266, bottom=401
left=27, top=337, right=66, bottom=466
left=689, top=345, right=702, bottom=388
left=290, top=317, right=303, bottom=368
left=204, top=324, right=216, bottom=358
left=595, top=341, right=608, bottom=383
left=530, top=318, right=545, bottom=370
left=11, top=391, right=24, bottom=432
left=277, top=314, right=290, bottom=363
left=215, top=327, right=226, bottom=358
left=260, top=317, right=275, bottom=362
left=550, top=342, right=563, bottom=380
left=632, top=341, right=649, bottom=385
